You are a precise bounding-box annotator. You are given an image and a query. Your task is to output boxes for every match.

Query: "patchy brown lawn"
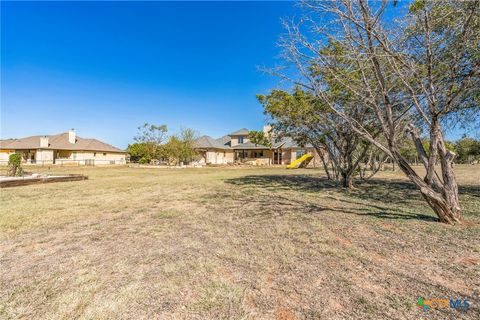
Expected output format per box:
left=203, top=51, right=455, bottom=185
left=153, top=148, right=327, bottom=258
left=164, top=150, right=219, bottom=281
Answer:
left=0, top=165, right=479, bottom=319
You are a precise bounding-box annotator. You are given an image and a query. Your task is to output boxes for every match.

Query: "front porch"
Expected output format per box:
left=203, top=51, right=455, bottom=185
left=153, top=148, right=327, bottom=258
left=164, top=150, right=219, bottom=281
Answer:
left=234, top=149, right=281, bottom=165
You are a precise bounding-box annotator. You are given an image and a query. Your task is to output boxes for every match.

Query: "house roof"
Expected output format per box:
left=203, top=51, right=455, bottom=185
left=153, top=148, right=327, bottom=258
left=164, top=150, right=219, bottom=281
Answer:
left=194, top=135, right=230, bottom=150
left=228, top=128, right=249, bottom=136
left=193, top=129, right=317, bottom=151
left=0, top=132, right=126, bottom=153
left=216, top=135, right=231, bottom=148
left=276, top=137, right=310, bottom=148
left=232, top=141, right=270, bottom=150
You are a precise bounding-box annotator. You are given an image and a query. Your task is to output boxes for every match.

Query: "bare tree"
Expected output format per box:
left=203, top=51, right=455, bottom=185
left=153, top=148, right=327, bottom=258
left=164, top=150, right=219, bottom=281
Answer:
left=272, top=0, right=479, bottom=223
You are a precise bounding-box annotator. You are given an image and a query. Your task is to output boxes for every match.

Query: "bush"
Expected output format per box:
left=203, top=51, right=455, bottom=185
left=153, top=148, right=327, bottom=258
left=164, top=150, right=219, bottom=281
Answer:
left=127, top=142, right=163, bottom=163
left=138, top=156, right=151, bottom=164
left=8, top=153, right=23, bottom=176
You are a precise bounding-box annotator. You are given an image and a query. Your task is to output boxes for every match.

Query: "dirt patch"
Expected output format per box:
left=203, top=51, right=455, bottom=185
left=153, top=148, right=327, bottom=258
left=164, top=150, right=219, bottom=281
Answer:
left=0, top=166, right=479, bottom=319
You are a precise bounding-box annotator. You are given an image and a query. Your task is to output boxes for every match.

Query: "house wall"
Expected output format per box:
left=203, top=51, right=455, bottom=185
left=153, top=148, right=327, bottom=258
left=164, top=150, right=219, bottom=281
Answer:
left=203, top=150, right=234, bottom=165
left=231, top=148, right=322, bottom=166
left=206, top=151, right=223, bottom=164
left=78, top=152, right=126, bottom=164
left=225, top=151, right=235, bottom=163
left=230, top=135, right=249, bottom=147
left=1, top=149, right=126, bottom=165
left=0, top=150, right=15, bottom=164
left=234, top=149, right=271, bottom=161
left=284, top=147, right=322, bottom=167
left=194, top=143, right=325, bottom=167
left=291, top=149, right=298, bottom=162
left=264, top=150, right=273, bottom=160
left=282, top=149, right=292, bottom=165
left=55, top=151, right=126, bottom=165
left=36, top=149, right=54, bottom=164
left=290, top=148, right=313, bottom=162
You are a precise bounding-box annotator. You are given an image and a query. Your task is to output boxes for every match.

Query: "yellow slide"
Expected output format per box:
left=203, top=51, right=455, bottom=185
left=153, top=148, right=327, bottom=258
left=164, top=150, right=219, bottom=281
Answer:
left=286, top=154, right=313, bottom=169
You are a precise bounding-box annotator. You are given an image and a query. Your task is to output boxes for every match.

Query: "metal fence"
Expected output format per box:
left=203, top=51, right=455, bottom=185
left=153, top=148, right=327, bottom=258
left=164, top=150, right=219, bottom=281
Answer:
left=0, top=159, right=125, bottom=166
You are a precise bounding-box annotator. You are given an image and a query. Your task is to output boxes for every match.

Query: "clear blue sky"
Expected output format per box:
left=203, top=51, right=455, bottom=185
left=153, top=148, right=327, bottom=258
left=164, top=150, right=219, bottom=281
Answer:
left=1, top=1, right=295, bottom=148
left=1, top=1, right=475, bottom=149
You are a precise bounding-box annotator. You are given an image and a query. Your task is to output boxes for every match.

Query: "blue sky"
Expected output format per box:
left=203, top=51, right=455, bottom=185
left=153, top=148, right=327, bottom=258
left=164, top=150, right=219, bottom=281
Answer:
left=1, top=1, right=476, bottom=149
left=1, top=1, right=295, bottom=148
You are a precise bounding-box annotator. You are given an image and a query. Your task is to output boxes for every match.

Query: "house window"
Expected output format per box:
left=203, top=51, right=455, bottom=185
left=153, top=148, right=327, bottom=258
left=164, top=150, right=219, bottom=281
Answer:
left=274, top=150, right=283, bottom=164
left=254, top=151, right=263, bottom=158
left=94, top=152, right=97, bottom=157
left=235, top=150, right=246, bottom=160
left=238, top=136, right=244, bottom=144
left=296, top=150, right=307, bottom=158
left=103, top=153, right=107, bottom=156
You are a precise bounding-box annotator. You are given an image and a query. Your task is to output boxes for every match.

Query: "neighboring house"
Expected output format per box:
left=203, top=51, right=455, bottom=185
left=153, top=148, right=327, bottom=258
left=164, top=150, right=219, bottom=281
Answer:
left=0, top=129, right=127, bottom=165
left=194, top=126, right=322, bottom=166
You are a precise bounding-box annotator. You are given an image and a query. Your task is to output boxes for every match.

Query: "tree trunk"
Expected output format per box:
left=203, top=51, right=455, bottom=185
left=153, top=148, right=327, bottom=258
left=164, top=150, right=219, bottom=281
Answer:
left=421, top=193, right=462, bottom=224
left=437, top=134, right=462, bottom=223
left=315, top=145, right=332, bottom=180
left=341, top=171, right=354, bottom=189
left=407, top=124, right=444, bottom=189
left=391, top=149, right=462, bottom=224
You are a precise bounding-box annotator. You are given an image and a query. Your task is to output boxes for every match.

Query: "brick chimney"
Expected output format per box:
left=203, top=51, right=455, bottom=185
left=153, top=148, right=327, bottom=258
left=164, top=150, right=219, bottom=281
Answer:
left=40, top=136, right=49, bottom=148
left=68, top=129, right=76, bottom=144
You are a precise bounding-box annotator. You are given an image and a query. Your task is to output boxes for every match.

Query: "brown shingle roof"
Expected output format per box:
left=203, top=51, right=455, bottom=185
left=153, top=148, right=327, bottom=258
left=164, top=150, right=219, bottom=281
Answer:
left=194, top=135, right=230, bottom=150
left=0, top=132, right=125, bottom=153
left=228, top=128, right=249, bottom=136
left=215, top=135, right=231, bottom=148
left=232, top=141, right=271, bottom=150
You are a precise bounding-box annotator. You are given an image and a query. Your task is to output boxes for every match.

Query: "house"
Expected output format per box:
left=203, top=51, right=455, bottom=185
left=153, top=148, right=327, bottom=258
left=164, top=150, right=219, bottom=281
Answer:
left=194, top=126, right=322, bottom=166
left=0, top=129, right=127, bottom=165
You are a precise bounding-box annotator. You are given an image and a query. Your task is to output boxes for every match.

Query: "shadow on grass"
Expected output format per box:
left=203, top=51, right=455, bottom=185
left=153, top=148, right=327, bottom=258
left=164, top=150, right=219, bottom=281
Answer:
left=224, top=174, right=450, bottom=222
left=459, top=184, right=480, bottom=198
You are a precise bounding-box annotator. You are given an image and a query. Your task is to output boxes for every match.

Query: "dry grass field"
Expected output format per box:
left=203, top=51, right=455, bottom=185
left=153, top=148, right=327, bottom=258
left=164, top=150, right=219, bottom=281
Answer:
left=0, top=165, right=479, bottom=319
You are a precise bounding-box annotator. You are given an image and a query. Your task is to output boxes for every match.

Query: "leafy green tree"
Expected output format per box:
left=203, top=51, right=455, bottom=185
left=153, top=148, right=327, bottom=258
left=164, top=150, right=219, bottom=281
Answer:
left=455, top=137, right=480, bottom=163
left=163, top=136, right=182, bottom=165
left=399, top=140, right=418, bottom=164
left=163, top=128, right=199, bottom=165
left=177, top=127, right=199, bottom=164
left=247, top=131, right=271, bottom=147
left=127, top=143, right=158, bottom=163
left=133, top=123, right=168, bottom=162
left=258, top=87, right=378, bottom=188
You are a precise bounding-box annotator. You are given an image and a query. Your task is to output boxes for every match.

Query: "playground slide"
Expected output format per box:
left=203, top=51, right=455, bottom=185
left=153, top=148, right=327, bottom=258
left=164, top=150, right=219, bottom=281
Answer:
left=286, top=154, right=314, bottom=169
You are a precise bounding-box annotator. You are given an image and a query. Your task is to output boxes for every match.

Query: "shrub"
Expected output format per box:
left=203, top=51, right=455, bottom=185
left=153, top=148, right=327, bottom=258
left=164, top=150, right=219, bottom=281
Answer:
left=8, top=153, right=23, bottom=176
left=138, top=156, right=151, bottom=164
